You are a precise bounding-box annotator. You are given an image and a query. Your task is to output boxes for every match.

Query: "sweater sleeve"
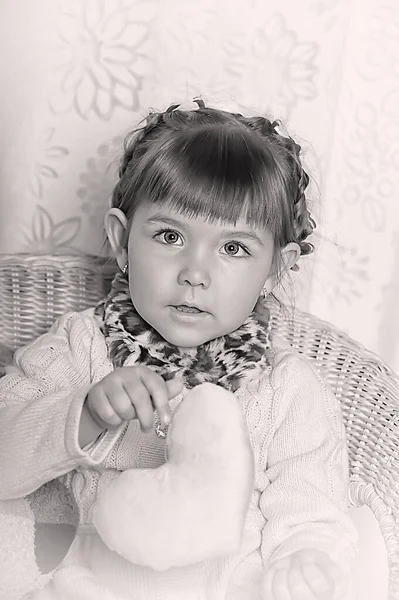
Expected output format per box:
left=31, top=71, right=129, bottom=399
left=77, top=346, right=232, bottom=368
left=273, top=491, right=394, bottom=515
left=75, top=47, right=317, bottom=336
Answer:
left=0, top=311, right=120, bottom=501
left=259, top=350, right=358, bottom=576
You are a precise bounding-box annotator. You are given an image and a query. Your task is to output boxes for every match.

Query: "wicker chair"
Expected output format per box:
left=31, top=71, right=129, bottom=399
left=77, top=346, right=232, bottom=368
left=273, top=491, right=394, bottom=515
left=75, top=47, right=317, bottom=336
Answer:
left=0, top=253, right=398, bottom=598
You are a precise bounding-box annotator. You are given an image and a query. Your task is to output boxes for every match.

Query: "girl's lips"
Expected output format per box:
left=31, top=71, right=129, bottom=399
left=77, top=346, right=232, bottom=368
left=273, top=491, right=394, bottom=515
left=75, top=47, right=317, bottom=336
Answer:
left=169, top=306, right=209, bottom=320
left=174, top=305, right=203, bottom=313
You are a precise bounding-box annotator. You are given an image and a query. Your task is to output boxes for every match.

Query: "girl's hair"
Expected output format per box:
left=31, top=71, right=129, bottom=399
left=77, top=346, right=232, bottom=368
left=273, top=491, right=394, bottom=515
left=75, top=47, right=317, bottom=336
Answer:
left=111, top=99, right=316, bottom=269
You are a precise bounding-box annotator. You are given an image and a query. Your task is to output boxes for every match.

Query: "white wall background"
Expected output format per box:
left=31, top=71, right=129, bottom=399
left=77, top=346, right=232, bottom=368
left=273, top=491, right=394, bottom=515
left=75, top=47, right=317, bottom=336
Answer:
left=0, top=1, right=397, bottom=597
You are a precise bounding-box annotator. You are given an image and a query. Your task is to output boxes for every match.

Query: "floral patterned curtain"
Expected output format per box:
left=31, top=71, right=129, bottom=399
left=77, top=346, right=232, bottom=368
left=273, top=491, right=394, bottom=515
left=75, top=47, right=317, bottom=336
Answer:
left=0, top=0, right=398, bottom=377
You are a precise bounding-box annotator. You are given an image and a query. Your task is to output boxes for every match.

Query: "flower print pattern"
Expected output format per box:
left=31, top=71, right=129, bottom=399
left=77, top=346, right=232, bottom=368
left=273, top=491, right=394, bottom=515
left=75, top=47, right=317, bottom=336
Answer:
left=20, top=206, right=81, bottom=254
left=50, top=0, right=156, bottom=120
left=309, top=0, right=345, bottom=32
left=354, top=4, right=399, bottom=81
left=29, top=128, right=69, bottom=199
left=314, top=244, right=370, bottom=307
left=77, top=135, right=124, bottom=230
left=225, top=13, right=319, bottom=120
left=141, top=0, right=221, bottom=108
left=339, top=100, right=399, bottom=233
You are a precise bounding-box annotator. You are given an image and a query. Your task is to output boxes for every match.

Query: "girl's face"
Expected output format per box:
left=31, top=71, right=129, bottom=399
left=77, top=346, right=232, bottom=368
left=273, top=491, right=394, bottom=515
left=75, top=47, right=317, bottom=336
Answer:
left=107, top=202, right=297, bottom=348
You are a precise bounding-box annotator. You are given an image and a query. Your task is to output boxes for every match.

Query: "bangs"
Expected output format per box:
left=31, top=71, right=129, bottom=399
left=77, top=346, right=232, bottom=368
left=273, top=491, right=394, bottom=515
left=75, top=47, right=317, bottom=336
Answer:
left=131, top=125, right=288, bottom=233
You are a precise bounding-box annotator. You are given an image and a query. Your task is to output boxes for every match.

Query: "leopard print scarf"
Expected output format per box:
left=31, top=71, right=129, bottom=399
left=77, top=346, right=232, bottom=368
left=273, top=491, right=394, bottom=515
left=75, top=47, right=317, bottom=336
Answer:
left=94, top=271, right=273, bottom=394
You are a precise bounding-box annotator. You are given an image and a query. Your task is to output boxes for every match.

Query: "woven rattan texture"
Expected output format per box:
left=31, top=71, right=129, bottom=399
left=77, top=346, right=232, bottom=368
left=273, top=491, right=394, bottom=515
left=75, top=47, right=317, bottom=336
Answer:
left=0, top=254, right=398, bottom=598
left=0, top=254, right=116, bottom=350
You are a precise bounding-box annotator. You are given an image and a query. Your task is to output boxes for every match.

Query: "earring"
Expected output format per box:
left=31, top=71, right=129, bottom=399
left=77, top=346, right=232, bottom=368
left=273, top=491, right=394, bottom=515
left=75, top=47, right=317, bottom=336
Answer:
left=261, top=288, right=268, bottom=299
left=122, top=263, right=128, bottom=275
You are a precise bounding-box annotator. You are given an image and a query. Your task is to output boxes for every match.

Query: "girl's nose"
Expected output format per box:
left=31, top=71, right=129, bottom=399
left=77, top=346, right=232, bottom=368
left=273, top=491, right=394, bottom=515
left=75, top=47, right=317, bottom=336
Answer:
left=177, top=253, right=211, bottom=289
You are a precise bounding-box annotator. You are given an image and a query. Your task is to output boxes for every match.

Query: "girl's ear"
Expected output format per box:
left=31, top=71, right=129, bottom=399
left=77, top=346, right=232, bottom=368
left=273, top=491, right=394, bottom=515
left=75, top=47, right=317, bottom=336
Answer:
left=280, top=242, right=301, bottom=273
left=262, top=242, right=301, bottom=294
left=104, top=208, right=129, bottom=271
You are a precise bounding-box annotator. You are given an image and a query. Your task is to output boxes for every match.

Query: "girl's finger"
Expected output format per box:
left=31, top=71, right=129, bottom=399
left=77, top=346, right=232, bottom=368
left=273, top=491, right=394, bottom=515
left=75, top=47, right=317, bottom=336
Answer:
left=122, top=380, right=154, bottom=431
left=137, top=368, right=173, bottom=425
left=301, top=563, right=334, bottom=600
left=261, top=558, right=288, bottom=599
left=317, top=553, right=343, bottom=585
left=271, top=566, right=291, bottom=600
left=108, top=386, right=137, bottom=422
left=260, top=567, right=273, bottom=598
left=165, top=377, right=184, bottom=399
left=287, top=565, right=317, bottom=600
left=87, top=391, right=123, bottom=428
left=296, top=549, right=342, bottom=589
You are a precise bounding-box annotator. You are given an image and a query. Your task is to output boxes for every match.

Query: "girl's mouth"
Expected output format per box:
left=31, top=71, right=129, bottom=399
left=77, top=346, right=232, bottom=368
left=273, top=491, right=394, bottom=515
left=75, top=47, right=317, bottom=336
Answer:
left=174, top=305, right=203, bottom=313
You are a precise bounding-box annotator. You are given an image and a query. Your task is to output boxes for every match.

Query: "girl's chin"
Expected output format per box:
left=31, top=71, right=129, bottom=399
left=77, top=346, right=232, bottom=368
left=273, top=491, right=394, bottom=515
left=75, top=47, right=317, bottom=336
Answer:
left=160, top=333, right=212, bottom=348
left=157, top=326, right=217, bottom=348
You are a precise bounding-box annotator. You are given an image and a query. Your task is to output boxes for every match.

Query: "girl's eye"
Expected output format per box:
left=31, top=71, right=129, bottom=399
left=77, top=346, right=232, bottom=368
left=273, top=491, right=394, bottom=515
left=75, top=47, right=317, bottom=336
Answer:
left=222, top=241, right=250, bottom=257
left=155, top=229, right=183, bottom=245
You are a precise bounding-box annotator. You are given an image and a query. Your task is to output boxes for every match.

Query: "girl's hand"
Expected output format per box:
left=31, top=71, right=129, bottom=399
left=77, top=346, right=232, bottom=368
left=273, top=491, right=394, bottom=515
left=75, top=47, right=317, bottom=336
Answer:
left=85, top=366, right=184, bottom=432
left=261, top=549, right=343, bottom=600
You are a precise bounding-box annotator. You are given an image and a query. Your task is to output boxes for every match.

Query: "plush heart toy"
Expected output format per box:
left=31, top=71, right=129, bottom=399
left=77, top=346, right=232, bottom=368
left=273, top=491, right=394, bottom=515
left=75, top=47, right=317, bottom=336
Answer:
left=92, top=382, right=255, bottom=571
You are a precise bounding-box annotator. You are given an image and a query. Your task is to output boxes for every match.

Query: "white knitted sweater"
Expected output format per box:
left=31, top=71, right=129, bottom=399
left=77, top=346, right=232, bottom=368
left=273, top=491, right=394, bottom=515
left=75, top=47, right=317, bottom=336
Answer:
left=0, top=310, right=358, bottom=600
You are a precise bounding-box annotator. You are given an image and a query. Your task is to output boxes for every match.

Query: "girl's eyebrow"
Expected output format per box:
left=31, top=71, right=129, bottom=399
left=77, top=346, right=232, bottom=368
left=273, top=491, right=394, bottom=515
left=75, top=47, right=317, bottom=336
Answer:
left=146, top=215, right=186, bottom=229
left=221, top=229, right=264, bottom=246
left=146, top=214, right=265, bottom=246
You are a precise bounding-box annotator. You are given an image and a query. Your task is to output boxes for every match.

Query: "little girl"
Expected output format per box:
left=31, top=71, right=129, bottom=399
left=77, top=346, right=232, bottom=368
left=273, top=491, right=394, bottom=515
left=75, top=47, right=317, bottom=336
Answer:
left=0, top=99, right=358, bottom=599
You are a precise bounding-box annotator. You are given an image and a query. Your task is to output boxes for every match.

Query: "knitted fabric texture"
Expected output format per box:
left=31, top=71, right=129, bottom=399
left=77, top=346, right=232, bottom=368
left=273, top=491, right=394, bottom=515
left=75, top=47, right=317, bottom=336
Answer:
left=0, top=307, right=358, bottom=599
left=94, top=271, right=274, bottom=393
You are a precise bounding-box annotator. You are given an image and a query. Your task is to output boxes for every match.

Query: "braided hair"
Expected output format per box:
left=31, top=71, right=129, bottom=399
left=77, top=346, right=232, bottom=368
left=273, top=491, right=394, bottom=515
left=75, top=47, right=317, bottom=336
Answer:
left=111, top=99, right=316, bottom=269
